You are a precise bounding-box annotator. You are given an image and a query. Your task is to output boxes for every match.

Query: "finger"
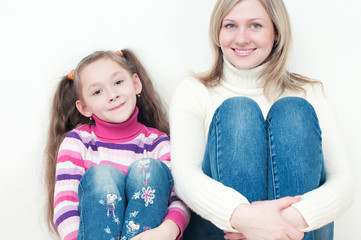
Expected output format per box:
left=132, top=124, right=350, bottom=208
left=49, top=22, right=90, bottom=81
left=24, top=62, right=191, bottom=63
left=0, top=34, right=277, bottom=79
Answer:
left=224, top=232, right=246, bottom=239
left=130, top=232, right=144, bottom=240
left=275, top=196, right=302, bottom=209
left=285, top=222, right=305, bottom=240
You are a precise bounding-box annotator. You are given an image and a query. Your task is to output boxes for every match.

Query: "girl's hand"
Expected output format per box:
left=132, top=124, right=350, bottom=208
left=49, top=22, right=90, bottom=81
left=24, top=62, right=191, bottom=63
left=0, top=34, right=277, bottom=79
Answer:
left=230, top=196, right=304, bottom=240
left=130, top=219, right=180, bottom=240
left=224, top=231, right=247, bottom=239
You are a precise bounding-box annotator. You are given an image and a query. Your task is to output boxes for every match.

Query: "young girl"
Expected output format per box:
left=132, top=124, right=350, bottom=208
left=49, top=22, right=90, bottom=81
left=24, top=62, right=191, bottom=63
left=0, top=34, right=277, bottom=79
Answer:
left=45, top=49, right=189, bottom=240
left=169, top=0, right=354, bottom=239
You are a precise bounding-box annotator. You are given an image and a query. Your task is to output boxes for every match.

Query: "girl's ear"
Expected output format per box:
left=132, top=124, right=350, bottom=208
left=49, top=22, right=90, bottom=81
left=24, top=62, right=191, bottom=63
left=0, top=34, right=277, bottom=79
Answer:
left=132, top=73, right=143, bottom=95
left=76, top=100, right=93, bottom=117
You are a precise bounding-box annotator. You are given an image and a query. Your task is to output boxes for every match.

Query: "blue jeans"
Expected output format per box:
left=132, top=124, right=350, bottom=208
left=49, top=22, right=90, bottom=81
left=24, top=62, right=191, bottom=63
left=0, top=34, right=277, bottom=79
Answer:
left=77, top=158, right=173, bottom=240
left=183, top=97, right=333, bottom=240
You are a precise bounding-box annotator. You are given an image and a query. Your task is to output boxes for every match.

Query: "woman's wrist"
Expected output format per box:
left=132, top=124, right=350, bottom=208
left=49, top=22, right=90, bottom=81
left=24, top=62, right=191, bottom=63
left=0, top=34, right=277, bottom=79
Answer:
left=230, top=203, right=249, bottom=230
left=281, top=206, right=308, bottom=230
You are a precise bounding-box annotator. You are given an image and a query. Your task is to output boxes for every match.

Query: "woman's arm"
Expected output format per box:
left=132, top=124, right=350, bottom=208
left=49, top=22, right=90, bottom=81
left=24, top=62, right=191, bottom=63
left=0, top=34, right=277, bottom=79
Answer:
left=170, top=79, right=250, bottom=232
left=290, top=87, right=355, bottom=231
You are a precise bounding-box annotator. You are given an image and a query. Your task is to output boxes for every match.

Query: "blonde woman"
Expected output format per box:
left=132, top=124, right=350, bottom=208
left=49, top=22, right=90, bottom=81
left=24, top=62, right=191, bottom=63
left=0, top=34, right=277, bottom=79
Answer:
left=170, top=0, right=354, bottom=239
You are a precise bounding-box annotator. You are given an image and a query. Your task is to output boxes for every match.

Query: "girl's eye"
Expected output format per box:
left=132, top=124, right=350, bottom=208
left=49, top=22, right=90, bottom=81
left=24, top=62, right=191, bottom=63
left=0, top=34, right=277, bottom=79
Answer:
left=250, top=23, right=261, bottom=30
left=115, top=80, right=124, bottom=85
left=93, top=90, right=101, bottom=96
left=225, top=23, right=236, bottom=29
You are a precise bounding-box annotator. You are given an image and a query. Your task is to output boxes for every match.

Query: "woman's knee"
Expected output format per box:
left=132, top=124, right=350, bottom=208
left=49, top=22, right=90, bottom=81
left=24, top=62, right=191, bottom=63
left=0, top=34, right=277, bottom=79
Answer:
left=214, top=97, right=264, bottom=132
left=269, top=97, right=317, bottom=121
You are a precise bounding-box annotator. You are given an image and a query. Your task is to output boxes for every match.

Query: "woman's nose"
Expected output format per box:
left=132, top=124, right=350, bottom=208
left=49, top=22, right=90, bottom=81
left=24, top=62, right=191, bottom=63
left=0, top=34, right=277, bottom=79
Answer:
left=235, top=28, right=251, bottom=45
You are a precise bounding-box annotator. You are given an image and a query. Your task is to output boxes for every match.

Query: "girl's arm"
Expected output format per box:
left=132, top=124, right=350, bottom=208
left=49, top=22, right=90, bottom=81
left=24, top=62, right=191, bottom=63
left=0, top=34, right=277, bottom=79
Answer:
left=149, top=132, right=190, bottom=239
left=53, top=132, right=86, bottom=240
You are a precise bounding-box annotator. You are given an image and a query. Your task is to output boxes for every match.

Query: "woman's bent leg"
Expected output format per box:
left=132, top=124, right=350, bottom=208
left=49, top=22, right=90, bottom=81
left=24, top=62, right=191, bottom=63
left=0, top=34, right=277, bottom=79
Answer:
left=184, top=97, right=268, bottom=240
left=266, top=97, right=333, bottom=240
left=120, top=158, right=173, bottom=240
left=77, top=165, right=126, bottom=240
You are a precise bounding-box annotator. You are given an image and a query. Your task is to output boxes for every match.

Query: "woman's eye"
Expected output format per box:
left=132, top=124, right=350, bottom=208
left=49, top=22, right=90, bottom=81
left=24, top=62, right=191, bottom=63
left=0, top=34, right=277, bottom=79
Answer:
left=250, top=23, right=261, bottom=30
left=225, top=23, right=236, bottom=29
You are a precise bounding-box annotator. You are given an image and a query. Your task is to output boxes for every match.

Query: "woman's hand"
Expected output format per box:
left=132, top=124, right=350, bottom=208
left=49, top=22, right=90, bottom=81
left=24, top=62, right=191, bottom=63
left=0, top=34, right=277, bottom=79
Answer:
left=230, top=196, right=304, bottom=240
left=281, top=205, right=308, bottom=230
left=224, top=231, right=247, bottom=239
left=130, top=219, right=180, bottom=240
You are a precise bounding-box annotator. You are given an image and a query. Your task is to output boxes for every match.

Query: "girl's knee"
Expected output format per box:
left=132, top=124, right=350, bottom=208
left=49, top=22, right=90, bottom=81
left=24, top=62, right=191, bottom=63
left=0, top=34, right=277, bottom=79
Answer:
left=126, top=158, right=173, bottom=192
left=80, top=165, right=125, bottom=194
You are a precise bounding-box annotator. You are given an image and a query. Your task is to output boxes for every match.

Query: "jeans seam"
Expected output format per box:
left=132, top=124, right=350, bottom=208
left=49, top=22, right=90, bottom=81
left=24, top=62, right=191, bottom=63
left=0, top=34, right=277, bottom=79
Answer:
left=267, top=119, right=277, bottom=200
left=78, top=183, right=84, bottom=240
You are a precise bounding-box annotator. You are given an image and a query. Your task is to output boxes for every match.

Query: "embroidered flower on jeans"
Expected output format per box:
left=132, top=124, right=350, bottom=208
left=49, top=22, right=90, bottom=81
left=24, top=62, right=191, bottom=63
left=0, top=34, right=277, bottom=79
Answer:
left=129, top=211, right=138, bottom=218
left=104, top=226, right=111, bottom=234
left=141, top=186, right=155, bottom=207
left=114, top=217, right=120, bottom=225
left=138, top=159, right=150, bottom=174
left=133, top=191, right=141, bottom=200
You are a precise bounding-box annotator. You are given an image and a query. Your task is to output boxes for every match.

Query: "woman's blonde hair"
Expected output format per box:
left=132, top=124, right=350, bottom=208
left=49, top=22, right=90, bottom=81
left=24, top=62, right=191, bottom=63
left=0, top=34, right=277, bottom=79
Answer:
left=196, top=0, right=321, bottom=98
left=45, top=49, right=169, bottom=234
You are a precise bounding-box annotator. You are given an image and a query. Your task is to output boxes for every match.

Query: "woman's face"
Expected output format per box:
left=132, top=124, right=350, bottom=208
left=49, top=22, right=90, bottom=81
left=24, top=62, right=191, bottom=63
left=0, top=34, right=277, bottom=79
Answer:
left=219, top=0, right=275, bottom=70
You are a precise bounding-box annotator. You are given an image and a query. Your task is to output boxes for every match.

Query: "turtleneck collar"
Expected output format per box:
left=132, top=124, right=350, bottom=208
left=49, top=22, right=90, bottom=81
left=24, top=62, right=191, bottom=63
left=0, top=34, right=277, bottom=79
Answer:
left=92, top=107, right=143, bottom=141
left=222, top=57, right=265, bottom=90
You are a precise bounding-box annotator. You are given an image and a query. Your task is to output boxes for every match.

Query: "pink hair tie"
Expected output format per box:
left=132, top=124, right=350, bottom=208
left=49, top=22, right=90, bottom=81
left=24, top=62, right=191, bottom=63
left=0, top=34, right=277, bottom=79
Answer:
left=117, top=50, right=124, bottom=57
left=68, top=69, right=75, bottom=80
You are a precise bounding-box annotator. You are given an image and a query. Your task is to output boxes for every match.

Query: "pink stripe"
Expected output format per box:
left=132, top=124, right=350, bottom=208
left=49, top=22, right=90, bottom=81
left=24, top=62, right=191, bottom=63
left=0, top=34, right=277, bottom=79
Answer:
left=57, top=155, right=84, bottom=167
left=164, top=208, right=189, bottom=239
left=54, top=193, right=79, bottom=208
left=158, top=152, right=171, bottom=161
left=64, top=231, right=78, bottom=240
left=58, top=149, right=82, bottom=159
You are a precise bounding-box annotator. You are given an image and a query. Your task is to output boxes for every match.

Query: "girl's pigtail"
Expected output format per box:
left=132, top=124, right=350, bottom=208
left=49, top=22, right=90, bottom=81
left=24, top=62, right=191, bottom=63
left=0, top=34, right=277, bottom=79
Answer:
left=121, top=49, right=170, bottom=136
left=45, top=74, right=90, bottom=233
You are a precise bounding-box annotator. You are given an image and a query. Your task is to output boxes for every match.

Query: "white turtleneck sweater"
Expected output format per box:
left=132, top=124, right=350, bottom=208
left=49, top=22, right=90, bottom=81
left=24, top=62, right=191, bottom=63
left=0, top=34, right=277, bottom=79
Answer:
left=169, top=59, right=354, bottom=232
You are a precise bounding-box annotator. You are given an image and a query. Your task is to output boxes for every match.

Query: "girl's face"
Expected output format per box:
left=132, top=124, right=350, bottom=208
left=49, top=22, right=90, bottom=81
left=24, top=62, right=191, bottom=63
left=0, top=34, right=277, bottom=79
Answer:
left=76, top=58, right=142, bottom=123
left=219, top=0, right=275, bottom=70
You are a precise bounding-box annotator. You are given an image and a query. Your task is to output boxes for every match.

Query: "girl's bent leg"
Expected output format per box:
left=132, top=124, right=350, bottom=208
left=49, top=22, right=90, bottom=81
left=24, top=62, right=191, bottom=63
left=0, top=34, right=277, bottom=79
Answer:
left=120, top=158, right=173, bottom=240
left=266, top=97, right=333, bottom=240
left=184, top=97, right=268, bottom=240
left=78, top=165, right=126, bottom=240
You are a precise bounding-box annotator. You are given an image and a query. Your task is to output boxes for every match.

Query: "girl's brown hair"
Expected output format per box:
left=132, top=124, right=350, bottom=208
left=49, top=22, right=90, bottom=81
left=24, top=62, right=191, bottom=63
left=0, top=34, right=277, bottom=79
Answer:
left=45, top=49, right=169, bottom=234
left=196, top=0, right=321, bottom=99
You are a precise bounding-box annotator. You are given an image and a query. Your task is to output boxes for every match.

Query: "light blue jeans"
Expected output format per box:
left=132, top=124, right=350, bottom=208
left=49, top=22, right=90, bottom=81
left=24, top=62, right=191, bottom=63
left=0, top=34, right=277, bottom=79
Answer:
left=183, top=97, right=333, bottom=240
left=77, top=158, right=173, bottom=240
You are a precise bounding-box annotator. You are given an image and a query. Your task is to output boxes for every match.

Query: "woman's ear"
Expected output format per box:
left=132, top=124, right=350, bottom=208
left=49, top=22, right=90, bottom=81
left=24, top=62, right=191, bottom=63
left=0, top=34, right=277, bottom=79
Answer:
left=132, top=73, right=143, bottom=95
left=76, top=100, right=93, bottom=117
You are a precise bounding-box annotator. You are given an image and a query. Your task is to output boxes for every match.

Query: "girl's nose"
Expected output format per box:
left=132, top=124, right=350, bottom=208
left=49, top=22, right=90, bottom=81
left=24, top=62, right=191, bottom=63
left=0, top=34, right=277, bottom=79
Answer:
left=108, top=91, right=120, bottom=102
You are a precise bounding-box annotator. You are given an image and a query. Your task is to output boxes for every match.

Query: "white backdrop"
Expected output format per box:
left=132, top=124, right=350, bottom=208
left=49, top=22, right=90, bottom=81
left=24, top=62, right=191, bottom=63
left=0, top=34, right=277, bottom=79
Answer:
left=0, top=0, right=360, bottom=239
